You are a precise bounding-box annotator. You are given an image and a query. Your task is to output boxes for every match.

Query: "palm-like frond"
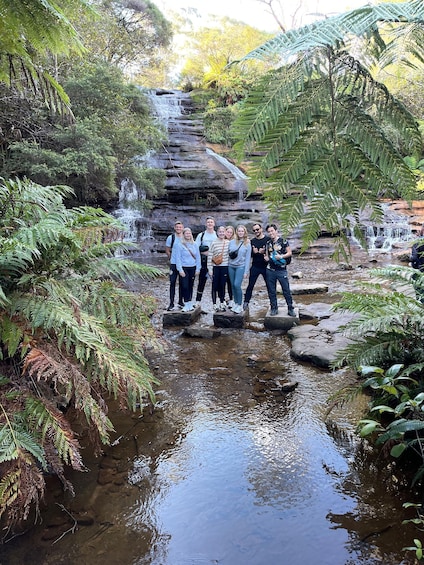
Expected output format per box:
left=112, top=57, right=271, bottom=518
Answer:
left=233, top=2, right=424, bottom=254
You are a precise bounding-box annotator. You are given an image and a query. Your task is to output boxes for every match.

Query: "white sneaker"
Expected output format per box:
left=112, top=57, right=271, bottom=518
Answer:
left=182, top=302, right=192, bottom=312
left=228, top=300, right=235, bottom=309
left=233, top=304, right=242, bottom=314
left=213, top=304, right=219, bottom=312
left=219, top=302, right=226, bottom=311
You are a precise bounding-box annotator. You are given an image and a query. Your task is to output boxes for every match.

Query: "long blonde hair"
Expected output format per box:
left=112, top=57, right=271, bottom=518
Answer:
left=235, top=224, right=249, bottom=245
left=182, top=227, right=194, bottom=244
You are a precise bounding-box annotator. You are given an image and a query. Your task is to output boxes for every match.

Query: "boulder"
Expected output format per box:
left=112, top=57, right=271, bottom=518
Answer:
left=162, top=305, right=202, bottom=327
left=213, top=309, right=246, bottom=329
left=264, top=307, right=299, bottom=331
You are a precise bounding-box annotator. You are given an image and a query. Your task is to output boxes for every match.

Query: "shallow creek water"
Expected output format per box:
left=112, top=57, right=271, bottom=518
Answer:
left=0, top=250, right=419, bottom=565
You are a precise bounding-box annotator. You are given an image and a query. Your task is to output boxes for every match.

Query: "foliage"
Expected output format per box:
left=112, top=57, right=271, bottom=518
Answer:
left=333, top=265, right=424, bottom=370
left=203, top=104, right=240, bottom=146
left=233, top=1, right=424, bottom=259
left=356, top=363, right=424, bottom=486
left=1, top=64, right=167, bottom=207
left=76, top=0, right=173, bottom=73
left=179, top=17, right=273, bottom=92
left=0, top=0, right=96, bottom=114
left=0, top=177, right=163, bottom=530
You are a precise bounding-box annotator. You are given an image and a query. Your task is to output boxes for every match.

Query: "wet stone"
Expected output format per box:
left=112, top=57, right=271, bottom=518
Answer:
left=162, top=305, right=201, bottom=327
left=290, top=283, right=329, bottom=295
left=183, top=327, right=222, bottom=338
left=213, top=309, right=247, bottom=328
left=263, top=308, right=299, bottom=331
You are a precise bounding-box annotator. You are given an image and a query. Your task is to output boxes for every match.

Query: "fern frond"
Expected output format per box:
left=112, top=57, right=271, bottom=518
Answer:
left=24, top=397, right=83, bottom=469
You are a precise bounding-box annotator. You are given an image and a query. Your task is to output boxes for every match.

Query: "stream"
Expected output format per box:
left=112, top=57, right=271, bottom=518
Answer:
left=0, top=248, right=419, bottom=565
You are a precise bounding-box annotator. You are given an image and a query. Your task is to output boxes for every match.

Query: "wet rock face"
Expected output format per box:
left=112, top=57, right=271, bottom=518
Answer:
left=148, top=90, right=246, bottom=206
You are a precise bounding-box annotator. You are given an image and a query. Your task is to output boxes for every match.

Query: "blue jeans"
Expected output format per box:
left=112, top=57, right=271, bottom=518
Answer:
left=228, top=265, right=245, bottom=305
left=266, top=268, right=293, bottom=310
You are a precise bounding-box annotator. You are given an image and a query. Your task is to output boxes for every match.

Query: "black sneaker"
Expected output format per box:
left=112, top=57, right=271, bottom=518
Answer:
left=166, top=304, right=174, bottom=311
left=243, top=302, right=249, bottom=311
left=270, top=308, right=278, bottom=316
left=288, top=308, right=296, bottom=317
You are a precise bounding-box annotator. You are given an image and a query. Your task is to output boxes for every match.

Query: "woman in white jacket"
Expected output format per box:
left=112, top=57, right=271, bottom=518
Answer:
left=175, top=228, right=201, bottom=311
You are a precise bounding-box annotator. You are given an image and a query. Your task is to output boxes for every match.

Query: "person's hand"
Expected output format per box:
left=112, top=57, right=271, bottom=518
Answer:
left=179, top=271, right=185, bottom=277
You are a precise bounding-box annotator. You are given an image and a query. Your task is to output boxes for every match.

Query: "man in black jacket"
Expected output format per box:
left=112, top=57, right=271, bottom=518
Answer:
left=243, top=223, right=270, bottom=310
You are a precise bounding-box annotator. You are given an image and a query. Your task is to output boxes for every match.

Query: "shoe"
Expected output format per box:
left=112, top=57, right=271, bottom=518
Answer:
left=195, top=302, right=201, bottom=309
left=166, top=304, right=174, bottom=311
left=219, top=302, right=226, bottom=311
left=182, top=302, right=192, bottom=312
left=228, top=300, right=235, bottom=309
left=243, top=302, right=249, bottom=311
left=288, top=308, right=296, bottom=317
left=177, top=303, right=184, bottom=309
left=213, top=304, right=220, bottom=312
left=233, top=304, right=242, bottom=314
left=270, top=308, right=278, bottom=316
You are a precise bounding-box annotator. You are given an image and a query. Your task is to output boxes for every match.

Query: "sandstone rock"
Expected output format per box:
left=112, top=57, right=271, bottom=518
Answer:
left=290, top=283, right=329, bottom=295
left=264, top=307, right=299, bottom=331
left=162, top=305, right=202, bottom=327
left=183, top=327, right=222, bottom=338
left=213, top=309, right=246, bottom=329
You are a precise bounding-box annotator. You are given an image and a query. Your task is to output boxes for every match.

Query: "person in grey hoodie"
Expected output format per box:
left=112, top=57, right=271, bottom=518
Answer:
left=228, top=224, right=251, bottom=314
left=175, top=228, right=201, bottom=312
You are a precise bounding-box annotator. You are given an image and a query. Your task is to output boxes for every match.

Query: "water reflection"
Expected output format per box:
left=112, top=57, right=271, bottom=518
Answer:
left=0, top=255, right=418, bottom=565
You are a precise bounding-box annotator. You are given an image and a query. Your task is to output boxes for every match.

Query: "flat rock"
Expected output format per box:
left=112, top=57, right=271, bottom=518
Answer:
left=263, top=307, right=299, bottom=331
left=183, top=327, right=222, bottom=338
left=213, top=309, right=246, bottom=328
left=298, top=302, right=333, bottom=321
left=162, top=305, right=202, bottom=327
left=290, top=283, right=329, bottom=295
left=287, top=311, right=356, bottom=368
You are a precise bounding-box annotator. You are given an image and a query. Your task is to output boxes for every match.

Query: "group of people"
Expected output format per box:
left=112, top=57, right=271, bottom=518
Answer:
left=165, top=216, right=295, bottom=317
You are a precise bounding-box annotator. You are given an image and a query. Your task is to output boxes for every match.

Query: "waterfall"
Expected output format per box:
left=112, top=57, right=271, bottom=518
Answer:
left=350, top=203, right=413, bottom=252
left=113, top=178, right=152, bottom=245
left=205, top=147, right=248, bottom=201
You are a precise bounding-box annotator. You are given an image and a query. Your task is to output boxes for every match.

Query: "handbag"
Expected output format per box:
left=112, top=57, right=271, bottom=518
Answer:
left=229, top=242, right=242, bottom=260
left=212, top=241, right=225, bottom=265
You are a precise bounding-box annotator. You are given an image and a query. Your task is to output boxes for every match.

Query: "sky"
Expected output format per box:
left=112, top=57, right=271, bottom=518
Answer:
left=155, top=0, right=372, bottom=32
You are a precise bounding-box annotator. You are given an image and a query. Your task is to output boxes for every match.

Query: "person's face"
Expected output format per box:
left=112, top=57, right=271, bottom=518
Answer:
left=237, top=226, right=246, bottom=238
left=253, top=225, right=262, bottom=237
left=267, top=226, right=278, bottom=240
left=206, top=218, right=215, bottom=230
left=175, top=223, right=184, bottom=234
left=217, top=227, right=226, bottom=238
left=225, top=227, right=234, bottom=239
left=183, top=229, right=192, bottom=240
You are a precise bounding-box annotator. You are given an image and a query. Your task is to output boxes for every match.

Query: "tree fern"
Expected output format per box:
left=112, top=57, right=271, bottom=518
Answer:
left=233, top=2, right=424, bottom=253
left=333, top=266, right=424, bottom=369
left=0, top=178, right=162, bottom=529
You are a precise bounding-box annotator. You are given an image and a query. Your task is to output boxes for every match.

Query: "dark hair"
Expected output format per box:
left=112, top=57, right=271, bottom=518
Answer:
left=252, top=223, right=262, bottom=229
left=266, top=224, right=278, bottom=231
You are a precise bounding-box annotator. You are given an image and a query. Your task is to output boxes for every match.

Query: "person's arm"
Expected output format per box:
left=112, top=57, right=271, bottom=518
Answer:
left=165, top=235, right=172, bottom=260
left=175, top=244, right=185, bottom=276
left=244, top=243, right=252, bottom=277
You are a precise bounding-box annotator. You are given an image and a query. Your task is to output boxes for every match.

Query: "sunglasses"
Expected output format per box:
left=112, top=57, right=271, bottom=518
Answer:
left=253, top=228, right=261, bottom=232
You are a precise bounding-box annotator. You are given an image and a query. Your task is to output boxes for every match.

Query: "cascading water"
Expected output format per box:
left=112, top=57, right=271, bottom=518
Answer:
left=205, top=147, right=248, bottom=201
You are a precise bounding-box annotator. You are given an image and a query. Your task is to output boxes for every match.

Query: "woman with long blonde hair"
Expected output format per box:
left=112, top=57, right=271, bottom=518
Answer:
left=227, top=224, right=251, bottom=314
